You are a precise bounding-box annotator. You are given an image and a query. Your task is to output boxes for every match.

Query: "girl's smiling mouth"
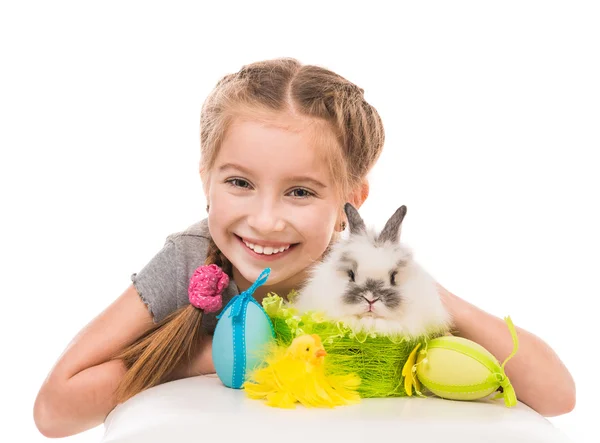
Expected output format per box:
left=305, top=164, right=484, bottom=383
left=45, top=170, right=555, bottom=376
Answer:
left=234, top=234, right=298, bottom=260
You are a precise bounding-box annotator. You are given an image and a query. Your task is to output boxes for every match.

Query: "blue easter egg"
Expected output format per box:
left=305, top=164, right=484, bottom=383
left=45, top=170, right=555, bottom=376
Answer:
left=212, top=269, right=275, bottom=389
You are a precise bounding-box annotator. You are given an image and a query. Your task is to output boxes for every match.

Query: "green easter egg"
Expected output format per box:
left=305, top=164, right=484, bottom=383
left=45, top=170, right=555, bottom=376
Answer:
left=416, top=336, right=508, bottom=401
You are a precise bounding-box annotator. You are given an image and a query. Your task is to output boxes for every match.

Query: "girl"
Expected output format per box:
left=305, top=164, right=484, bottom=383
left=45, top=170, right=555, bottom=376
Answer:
left=33, top=58, right=575, bottom=438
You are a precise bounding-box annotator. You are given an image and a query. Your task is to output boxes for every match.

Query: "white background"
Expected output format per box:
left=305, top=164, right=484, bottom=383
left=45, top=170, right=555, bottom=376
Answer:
left=1, top=1, right=598, bottom=442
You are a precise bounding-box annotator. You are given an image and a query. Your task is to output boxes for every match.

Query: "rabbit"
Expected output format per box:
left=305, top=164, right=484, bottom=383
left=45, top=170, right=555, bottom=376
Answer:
left=292, top=203, right=451, bottom=337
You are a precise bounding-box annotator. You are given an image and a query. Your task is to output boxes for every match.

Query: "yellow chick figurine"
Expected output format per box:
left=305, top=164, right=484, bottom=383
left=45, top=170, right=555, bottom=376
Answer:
left=243, top=334, right=361, bottom=408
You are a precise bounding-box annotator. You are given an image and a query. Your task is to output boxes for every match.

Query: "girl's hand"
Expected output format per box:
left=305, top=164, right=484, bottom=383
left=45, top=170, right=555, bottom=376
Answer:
left=168, top=333, right=215, bottom=380
left=191, top=334, right=215, bottom=376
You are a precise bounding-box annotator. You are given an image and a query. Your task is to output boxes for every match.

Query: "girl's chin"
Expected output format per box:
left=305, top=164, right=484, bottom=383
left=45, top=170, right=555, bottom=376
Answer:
left=231, top=262, right=306, bottom=294
left=233, top=266, right=285, bottom=292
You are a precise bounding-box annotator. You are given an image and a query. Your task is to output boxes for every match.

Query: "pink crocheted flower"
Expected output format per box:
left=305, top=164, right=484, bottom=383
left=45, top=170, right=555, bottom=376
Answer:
left=188, top=264, right=229, bottom=312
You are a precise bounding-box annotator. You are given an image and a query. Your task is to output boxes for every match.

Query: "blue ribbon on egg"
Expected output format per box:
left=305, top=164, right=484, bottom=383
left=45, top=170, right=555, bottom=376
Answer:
left=216, top=267, right=274, bottom=388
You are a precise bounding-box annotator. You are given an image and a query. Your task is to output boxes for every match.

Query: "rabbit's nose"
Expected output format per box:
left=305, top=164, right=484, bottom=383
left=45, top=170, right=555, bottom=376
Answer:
left=363, top=296, right=380, bottom=305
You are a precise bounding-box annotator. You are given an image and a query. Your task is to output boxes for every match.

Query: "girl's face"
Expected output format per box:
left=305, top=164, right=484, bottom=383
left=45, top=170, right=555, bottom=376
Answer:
left=206, top=115, right=342, bottom=296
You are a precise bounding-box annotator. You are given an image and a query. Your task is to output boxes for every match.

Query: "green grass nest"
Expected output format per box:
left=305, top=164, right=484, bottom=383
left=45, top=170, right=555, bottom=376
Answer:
left=262, top=293, right=448, bottom=398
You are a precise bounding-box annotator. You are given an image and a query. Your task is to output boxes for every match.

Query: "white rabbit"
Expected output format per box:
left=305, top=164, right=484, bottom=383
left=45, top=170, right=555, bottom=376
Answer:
left=293, top=203, right=451, bottom=337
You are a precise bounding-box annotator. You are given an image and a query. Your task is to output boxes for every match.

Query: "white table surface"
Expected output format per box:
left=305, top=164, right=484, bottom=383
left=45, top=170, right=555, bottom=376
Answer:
left=102, top=374, right=571, bottom=443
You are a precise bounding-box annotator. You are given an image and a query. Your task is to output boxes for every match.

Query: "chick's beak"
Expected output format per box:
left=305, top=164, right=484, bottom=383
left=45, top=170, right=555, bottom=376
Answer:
left=315, top=349, right=327, bottom=358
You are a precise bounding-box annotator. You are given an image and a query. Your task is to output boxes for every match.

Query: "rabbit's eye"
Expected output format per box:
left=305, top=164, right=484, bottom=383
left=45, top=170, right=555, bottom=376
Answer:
left=347, top=270, right=355, bottom=282
left=390, top=271, right=398, bottom=286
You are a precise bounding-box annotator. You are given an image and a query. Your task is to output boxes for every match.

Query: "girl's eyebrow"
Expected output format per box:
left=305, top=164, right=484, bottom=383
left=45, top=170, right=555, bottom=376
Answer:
left=218, top=162, right=327, bottom=189
left=218, top=162, right=252, bottom=175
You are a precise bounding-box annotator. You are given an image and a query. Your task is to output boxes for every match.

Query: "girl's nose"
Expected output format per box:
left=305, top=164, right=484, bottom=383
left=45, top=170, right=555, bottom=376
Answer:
left=247, top=202, right=286, bottom=234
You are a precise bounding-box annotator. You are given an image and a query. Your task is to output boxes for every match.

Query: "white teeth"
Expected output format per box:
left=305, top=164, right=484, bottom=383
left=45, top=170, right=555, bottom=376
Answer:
left=242, top=239, right=291, bottom=255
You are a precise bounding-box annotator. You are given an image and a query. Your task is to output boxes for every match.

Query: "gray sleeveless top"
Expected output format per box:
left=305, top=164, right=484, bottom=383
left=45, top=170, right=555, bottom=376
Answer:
left=130, top=218, right=240, bottom=333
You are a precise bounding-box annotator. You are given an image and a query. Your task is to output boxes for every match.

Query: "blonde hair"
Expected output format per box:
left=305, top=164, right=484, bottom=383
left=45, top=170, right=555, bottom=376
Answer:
left=113, top=57, right=385, bottom=403
left=199, top=58, right=384, bottom=203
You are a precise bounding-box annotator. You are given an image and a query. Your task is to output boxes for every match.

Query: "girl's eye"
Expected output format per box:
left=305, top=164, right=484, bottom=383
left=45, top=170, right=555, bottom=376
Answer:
left=226, top=178, right=252, bottom=189
left=347, top=270, right=355, bottom=282
left=225, top=180, right=314, bottom=198
left=289, top=188, right=315, bottom=198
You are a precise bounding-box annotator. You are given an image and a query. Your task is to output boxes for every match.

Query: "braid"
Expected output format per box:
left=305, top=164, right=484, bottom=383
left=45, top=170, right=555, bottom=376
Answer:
left=113, top=236, right=232, bottom=403
left=205, top=236, right=233, bottom=277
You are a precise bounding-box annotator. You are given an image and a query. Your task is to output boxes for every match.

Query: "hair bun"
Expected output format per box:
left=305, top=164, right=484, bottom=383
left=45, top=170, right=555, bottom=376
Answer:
left=188, top=264, right=229, bottom=312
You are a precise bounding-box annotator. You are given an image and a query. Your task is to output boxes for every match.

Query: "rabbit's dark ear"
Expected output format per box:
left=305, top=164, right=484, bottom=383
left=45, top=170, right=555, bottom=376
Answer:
left=344, top=203, right=366, bottom=235
left=377, top=205, right=407, bottom=244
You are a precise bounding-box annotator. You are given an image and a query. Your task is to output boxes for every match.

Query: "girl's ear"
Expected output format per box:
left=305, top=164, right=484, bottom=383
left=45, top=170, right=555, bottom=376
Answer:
left=337, top=179, right=370, bottom=229
left=350, top=179, right=370, bottom=209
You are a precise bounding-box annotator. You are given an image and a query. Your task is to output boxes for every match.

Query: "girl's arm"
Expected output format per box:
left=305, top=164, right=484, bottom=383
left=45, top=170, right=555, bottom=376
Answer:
left=33, top=285, right=213, bottom=438
left=437, top=283, right=576, bottom=417
left=33, top=285, right=152, bottom=437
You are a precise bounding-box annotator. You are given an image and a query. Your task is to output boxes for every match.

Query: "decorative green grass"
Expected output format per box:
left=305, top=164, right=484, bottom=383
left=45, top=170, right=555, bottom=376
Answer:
left=262, top=293, right=448, bottom=398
